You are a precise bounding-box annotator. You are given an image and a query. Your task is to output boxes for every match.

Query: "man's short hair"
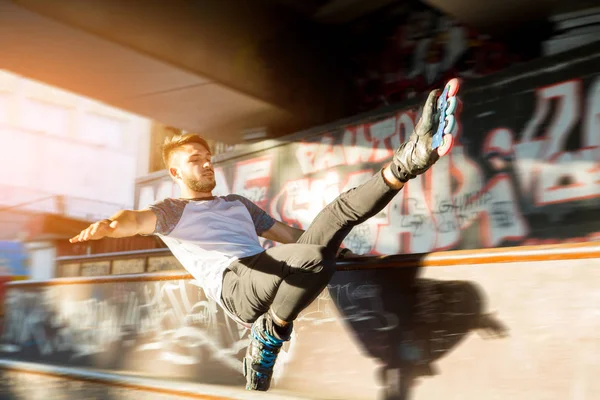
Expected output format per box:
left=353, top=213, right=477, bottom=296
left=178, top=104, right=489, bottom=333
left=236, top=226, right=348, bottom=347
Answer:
left=162, top=133, right=211, bottom=168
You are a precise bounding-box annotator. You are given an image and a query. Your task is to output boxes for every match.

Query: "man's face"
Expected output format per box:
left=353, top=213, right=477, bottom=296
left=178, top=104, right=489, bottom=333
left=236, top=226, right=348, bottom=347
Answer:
left=172, top=142, right=216, bottom=193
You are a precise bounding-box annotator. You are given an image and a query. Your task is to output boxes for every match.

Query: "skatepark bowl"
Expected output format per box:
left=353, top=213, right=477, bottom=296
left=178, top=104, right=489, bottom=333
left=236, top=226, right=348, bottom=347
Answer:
left=0, top=241, right=598, bottom=400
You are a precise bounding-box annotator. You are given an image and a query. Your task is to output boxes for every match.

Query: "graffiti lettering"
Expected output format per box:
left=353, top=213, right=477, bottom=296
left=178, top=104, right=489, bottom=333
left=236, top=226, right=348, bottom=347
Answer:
left=231, top=157, right=272, bottom=208
left=514, top=79, right=600, bottom=206
left=1, top=282, right=247, bottom=371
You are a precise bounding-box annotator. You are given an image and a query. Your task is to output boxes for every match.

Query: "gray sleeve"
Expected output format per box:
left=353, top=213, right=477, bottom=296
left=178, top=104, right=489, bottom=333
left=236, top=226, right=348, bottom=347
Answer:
left=225, top=195, right=276, bottom=235
left=148, top=198, right=187, bottom=235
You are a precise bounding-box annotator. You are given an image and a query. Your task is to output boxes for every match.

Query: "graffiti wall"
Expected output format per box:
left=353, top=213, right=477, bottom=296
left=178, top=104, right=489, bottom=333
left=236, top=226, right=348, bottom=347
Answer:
left=135, top=44, right=600, bottom=255
left=0, top=267, right=507, bottom=399
left=0, top=279, right=246, bottom=384
left=3, top=255, right=600, bottom=400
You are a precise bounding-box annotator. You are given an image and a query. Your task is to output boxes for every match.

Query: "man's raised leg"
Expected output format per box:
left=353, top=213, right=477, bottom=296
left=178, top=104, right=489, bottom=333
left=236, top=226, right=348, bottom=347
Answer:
left=294, top=88, right=444, bottom=254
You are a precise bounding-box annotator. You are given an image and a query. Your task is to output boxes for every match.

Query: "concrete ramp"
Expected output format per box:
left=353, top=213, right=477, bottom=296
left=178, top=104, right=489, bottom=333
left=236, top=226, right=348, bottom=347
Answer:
left=1, top=242, right=599, bottom=399
left=0, top=360, right=307, bottom=400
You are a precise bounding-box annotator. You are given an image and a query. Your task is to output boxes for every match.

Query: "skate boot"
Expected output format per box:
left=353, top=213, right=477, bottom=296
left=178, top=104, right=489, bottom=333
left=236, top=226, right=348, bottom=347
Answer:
left=243, top=313, right=292, bottom=391
left=390, top=79, right=460, bottom=182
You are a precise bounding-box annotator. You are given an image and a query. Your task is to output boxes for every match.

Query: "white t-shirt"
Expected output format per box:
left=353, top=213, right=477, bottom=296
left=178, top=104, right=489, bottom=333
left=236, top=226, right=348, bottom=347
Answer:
left=149, top=195, right=275, bottom=305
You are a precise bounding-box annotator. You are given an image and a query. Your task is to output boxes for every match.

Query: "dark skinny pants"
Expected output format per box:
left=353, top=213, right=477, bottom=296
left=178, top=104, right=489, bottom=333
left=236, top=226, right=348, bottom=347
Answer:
left=220, top=170, right=399, bottom=324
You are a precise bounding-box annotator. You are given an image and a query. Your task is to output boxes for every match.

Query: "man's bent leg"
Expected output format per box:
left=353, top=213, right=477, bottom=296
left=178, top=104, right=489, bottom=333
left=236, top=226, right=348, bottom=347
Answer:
left=265, top=244, right=336, bottom=323
left=249, top=245, right=334, bottom=391
left=221, top=244, right=336, bottom=391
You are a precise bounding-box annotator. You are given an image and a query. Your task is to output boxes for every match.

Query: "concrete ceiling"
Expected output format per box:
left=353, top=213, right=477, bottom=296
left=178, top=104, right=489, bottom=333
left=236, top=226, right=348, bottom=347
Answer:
left=1, top=0, right=345, bottom=144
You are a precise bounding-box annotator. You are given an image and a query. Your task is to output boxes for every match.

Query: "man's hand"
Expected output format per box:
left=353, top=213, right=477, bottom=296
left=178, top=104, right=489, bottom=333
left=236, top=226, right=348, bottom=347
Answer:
left=69, top=219, right=119, bottom=243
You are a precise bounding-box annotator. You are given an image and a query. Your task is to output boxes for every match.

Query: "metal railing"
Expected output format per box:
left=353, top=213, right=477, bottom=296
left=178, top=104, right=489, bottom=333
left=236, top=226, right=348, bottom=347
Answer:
left=55, top=247, right=179, bottom=277
left=40, top=241, right=600, bottom=285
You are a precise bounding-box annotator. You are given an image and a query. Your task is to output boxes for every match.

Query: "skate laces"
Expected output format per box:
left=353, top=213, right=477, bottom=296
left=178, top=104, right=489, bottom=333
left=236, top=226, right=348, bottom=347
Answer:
left=251, top=324, right=284, bottom=369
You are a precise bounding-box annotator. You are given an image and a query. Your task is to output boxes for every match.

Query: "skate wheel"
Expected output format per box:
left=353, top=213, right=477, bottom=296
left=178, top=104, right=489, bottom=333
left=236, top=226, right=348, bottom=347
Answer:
left=446, top=78, right=460, bottom=97
left=443, top=114, right=455, bottom=135
left=437, top=134, right=454, bottom=157
left=446, top=96, right=457, bottom=114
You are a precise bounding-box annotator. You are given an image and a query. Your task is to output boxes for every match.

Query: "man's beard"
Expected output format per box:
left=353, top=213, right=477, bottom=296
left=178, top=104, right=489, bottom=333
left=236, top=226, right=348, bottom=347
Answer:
left=182, top=174, right=216, bottom=193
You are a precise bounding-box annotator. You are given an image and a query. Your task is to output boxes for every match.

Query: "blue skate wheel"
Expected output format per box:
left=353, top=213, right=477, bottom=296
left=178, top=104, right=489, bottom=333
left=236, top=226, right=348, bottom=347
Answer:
left=432, top=78, right=460, bottom=152
left=446, top=96, right=457, bottom=114
left=444, top=114, right=455, bottom=135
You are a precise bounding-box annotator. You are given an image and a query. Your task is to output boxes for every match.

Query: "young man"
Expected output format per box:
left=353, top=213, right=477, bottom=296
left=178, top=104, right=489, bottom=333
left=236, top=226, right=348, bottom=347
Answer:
left=70, top=89, right=454, bottom=391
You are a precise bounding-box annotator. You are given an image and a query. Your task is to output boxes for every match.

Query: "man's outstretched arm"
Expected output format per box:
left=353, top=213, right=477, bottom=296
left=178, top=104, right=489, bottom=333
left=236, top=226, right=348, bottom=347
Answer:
left=69, top=209, right=157, bottom=243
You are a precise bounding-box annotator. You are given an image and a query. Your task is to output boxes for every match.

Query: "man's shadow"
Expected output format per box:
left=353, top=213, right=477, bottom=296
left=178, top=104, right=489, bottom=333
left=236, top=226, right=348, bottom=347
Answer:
left=327, top=263, right=508, bottom=400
